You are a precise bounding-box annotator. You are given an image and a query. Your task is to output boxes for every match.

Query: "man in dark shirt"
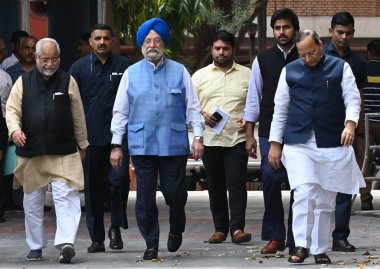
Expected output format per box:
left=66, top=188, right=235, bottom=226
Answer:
left=69, top=24, right=131, bottom=253
left=244, top=8, right=299, bottom=255
left=6, top=36, right=38, bottom=84
left=323, top=11, right=367, bottom=253
left=359, top=39, right=380, bottom=210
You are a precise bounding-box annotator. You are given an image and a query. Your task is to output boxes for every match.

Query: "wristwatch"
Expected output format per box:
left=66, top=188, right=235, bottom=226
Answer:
left=111, top=143, right=122, bottom=149
left=193, top=136, right=203, bottom=143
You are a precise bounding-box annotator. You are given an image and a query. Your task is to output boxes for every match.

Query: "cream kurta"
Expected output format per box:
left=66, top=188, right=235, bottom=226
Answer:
left=6, top=76, right=89, bottom=193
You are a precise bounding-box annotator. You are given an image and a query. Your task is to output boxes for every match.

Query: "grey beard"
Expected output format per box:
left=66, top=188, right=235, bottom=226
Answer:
left=37, top=65, right=57, bottom=78
left=143, top=49, right=164, bottom=62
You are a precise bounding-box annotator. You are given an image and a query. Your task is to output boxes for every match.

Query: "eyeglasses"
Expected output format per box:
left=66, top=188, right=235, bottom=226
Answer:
left=143, top=38, right=162, bottom=46
left=38, top=56, right=60, bottom=64
left=298, top=49, right=318, bottom=60
left=335, top=29, right=355, bottom=36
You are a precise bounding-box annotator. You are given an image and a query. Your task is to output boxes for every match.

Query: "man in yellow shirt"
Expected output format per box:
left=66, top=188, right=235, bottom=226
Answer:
left=192, top=30, right=251, bottom=244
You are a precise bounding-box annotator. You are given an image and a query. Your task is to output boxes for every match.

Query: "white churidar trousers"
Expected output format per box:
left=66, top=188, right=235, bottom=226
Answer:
left=292, top=183, right=336, bottom=255
left=23, top=181, right=81, bottom=250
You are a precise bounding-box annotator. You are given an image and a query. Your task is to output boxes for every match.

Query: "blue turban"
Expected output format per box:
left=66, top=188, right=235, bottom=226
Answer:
left=136, top=17, right=170, bottom=48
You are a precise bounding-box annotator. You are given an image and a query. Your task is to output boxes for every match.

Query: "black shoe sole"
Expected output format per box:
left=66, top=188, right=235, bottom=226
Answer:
left=87, top=243, right=105, bottom=253
left=332, top=246, right=355, bottom=252
left=59, top=245, right=75, bottom=264
left=87, top=248, right=105, bottom=253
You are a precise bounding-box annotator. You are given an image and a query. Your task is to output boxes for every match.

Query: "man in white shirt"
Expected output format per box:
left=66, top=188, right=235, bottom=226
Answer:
left=110, top=17, right=204, bottom=260
left=268, top=30, right=364, bottom=264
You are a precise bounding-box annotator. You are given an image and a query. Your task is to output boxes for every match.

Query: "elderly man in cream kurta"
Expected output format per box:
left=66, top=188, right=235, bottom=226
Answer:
left=6, top=38, right=88, bottom=264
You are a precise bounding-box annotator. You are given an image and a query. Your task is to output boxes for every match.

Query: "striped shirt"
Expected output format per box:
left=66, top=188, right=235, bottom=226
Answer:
left=364, top=60, right=380, bottom=122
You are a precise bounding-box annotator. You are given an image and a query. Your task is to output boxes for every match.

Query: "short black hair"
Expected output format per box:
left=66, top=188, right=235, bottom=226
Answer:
left=270, top=8, right=300, bottom=31
left=10, top=30, right=29, bottom=45
left=367, top=39, right=380, bottom=57
left=331, top=11, right=355, bottom=28
left=90, top=24, right=114, bottom=37
left=80, top=32, right=91, bottom=44
left=212, top=30, right=235, bottom=48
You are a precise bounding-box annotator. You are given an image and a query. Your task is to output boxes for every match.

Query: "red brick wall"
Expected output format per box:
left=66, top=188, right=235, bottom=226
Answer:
left=266, top=0, right=380, bottom=16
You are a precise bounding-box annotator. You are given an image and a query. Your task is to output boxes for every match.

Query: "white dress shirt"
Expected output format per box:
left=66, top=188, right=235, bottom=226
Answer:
left=243, top=44, right=295, bottom=123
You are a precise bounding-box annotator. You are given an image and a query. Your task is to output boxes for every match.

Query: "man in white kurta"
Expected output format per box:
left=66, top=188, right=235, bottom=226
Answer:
left=268, top=30, right=365, bottom=264
left=6, top=38, right=88, bottom=264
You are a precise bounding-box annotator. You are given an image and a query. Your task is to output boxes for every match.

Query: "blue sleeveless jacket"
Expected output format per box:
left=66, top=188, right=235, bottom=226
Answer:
left=127, top=58, right=190, bottom=156
left=284, top=55, right=346, bottom=148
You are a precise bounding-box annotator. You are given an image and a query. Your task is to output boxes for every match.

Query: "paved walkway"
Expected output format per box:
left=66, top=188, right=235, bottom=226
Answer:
left=1, top=191, right=380, bottom=268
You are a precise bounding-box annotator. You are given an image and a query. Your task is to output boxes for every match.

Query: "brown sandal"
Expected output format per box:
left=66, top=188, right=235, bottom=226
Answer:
left=288, top=246, right=309, bottom=263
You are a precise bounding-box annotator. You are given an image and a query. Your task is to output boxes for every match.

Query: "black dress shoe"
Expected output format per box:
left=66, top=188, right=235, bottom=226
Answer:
left=167, top=233, right=182, bottom=252
left=87, top=241, right=105, bottom=253
left=143, top=248, right=158, bottom=260
left=108, top=227, right=123, bottom=250
left=361, top=194, right=374, bottom=210
left=332, top=239, right=356, bottom=252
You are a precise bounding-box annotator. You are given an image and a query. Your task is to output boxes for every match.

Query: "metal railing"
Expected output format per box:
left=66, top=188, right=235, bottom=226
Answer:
left=352, top=112, right=380, bottom=214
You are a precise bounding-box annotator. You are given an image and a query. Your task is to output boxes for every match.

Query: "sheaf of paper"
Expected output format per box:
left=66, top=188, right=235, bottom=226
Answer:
left=211, top=106, right=230, bottom=134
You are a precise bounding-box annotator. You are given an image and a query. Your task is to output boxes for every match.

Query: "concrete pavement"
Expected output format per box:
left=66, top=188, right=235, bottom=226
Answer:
left=1, top=191, right=380, bottom=268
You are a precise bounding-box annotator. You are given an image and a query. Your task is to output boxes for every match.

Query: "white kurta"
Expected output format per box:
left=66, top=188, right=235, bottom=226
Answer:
left=282, top=138, right=364, bottom=194
left=269, top=61, right=365, bottom=194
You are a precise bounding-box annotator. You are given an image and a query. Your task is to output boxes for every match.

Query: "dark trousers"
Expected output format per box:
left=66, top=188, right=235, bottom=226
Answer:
left=132, top=155, right=188, bottom=249
left=332, top=192, right=352, bottom=241
left=84, top=145, right=130, bottom=243
left=0, top=160, right=6, bottom=218
left=202, top=142, right=248, bottom=236
left=260, top=137, right=294, bottom=247
left=332, top=133, right=362, bottom=241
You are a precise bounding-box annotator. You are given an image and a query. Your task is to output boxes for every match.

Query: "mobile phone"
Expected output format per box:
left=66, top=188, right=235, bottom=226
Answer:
left=212, top=111, right=223, bottom=122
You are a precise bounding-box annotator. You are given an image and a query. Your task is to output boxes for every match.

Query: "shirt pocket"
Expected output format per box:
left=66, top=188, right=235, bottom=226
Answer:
left=128, top=123, right=144, bottom=148
left=165, top=86, right=183, bottom=107
left=170, top=123, right=188, bottom=148
left=52, top=92, right=70, bottom=113
left=228, top=79, right=248, bottom=99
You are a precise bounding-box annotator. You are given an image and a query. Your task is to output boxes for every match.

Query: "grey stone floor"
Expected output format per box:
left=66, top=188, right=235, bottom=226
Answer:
left=1, top=191, right=380, bottom=268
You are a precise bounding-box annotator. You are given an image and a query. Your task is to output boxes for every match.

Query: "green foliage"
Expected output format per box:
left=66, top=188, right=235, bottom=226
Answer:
left=207, top=0, right=256, bottom=34
left=111, top=0, right=213, bottom=58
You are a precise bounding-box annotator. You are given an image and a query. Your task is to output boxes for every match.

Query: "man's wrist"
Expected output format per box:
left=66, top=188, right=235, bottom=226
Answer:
left=111, top=143, right=122, bottom=149
left=193, top=136, right=203, bottom=143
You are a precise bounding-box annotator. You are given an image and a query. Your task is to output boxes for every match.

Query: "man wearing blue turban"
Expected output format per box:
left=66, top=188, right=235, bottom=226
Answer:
left=110, top=18, right=205, bottom=260
left=136, top=17, right=170, bottom=48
